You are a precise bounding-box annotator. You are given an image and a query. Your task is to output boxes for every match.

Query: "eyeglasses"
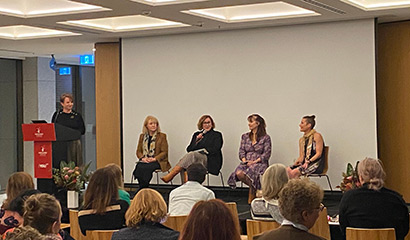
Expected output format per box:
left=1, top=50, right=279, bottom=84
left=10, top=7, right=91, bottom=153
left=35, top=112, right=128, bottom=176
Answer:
left=203, top=121, right=212, bottom=124
left=317, top=203, right=325, bottom=212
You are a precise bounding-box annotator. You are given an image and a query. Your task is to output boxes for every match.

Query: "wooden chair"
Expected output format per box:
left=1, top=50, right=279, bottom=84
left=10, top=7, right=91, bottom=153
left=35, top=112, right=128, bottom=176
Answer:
left=69, top=210, right=87, bottom=240
left=246, top=219, right=280, bottom=240
left=85, top=230, right=118, bottom=240
left=309, top=207, right=331, bottom=240
left=163, top=215, right=188, bottom=232
left=346, top=227, right=396, bottom=240
left=306, top=146, right=333, bottom=192
left=226, top=202, right=242, bottom=234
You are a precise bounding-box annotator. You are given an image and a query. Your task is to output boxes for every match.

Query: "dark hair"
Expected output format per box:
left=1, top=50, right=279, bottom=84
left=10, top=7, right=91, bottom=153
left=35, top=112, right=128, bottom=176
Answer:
left=187, top=163, right=207, bottom=184
left=59, top=93, right=73, bottom=103
left=197, top=115, right=215, bottom=130
left=303, top=115, right=316, bottom=129
left=23, top=193, right=61, bottom=235
left=83, top=167, right=119, bottom=214
left=179, top=199, right=241, bottom=240
left=247, top=114, right=267, bottom=140
left=9, top=189, right=41, bottom=216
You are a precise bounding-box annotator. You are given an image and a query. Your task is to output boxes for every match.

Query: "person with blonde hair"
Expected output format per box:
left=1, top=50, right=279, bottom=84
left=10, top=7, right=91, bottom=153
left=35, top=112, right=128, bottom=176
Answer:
left=339, top=157, right=409, bottom=240
left=179, top=199, right=241, bottom=240
left=288, top=115, right=325, bottom=179
left=112, top=189, right=179, bottom=240
left=255, top=178, right=325, bottom=240
left=78, top=167, right=129, bottom=235
left=105, top=163, right=131, bottom=205
left=162, top=115, right=223, bottom=183
left=0, top=172, right=35, bottom=234
left=250, top=163, right=288, bottom=222
left=133, top=116, right=171, bottom=190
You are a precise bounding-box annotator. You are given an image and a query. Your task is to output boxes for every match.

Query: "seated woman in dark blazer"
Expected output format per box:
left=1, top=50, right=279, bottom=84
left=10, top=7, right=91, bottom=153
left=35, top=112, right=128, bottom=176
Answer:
left=78, top=167, right=129, bottom=235
left=111, top=188, right=179, bottom=240
left=339, top=158, right=409, bottom=240
left=162, top=115, right=223, bottom=183
left=133, top=116, right=170, bottom=190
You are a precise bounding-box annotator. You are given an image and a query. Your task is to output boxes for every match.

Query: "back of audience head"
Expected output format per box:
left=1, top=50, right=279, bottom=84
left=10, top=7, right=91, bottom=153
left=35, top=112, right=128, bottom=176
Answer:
left=9, top=189, right=41, bottom=216
left=262, top=163, right=288, bottom=201
left=180, top=199, right=241, bottom=240
left=105, top=163, right=124, bottom=188
left=187, top=163, right=207, bottom=184
left=4, top=225, right=50, bottom=240
left=23, top=193, right=62, bottom=235
left=358, top=157, right=385, bottom=191
left=279, top=178, right=323, bottom=229
left=83, top=167, right=119, bottom=214
left=125, top=188, right=167, bottom=227
left=4, top=172, right=34, bottom=209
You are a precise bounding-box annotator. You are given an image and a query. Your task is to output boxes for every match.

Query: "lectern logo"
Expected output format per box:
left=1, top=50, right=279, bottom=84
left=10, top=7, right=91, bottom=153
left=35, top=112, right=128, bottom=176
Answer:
left=34, top=127, right=44, bottom=138
left=38, top=163, right=49, bottom=168
left=38, top=145, right=48, bottom=157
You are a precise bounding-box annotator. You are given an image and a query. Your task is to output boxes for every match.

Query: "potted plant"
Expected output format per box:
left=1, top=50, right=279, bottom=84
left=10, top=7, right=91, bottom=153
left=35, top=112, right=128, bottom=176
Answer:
left=336, top=161, right=361, bottom=192
left=53, top=161, right=91, bottom=208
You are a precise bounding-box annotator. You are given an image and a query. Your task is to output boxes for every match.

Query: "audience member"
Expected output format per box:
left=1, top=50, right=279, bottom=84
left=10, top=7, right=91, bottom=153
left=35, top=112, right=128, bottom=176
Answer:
left=162, top=115, right=223, bottom=183
left=168, top=163, right=215, bottom=216
left=105, top=163, right=131, bottom=205
left=228, top=114, right=271, bottom=203
left=4, top=193, right=62, bottom=240
left=78, top=167, right=129, bottom=235
left=4, top=225, right=55, bottom=240
left=255, top=178, right=325, bottom=240
left=251, top=163, right=288, bottom=222
left=179, top=199, right=241, bottom=240
left=0, top=172, right=34, bottom=234
left=112, top=189, right=179, bottom=240
left=339, top=157, right=409, bottom=240
left=133, top=116, right=171, bottom=190
left=287, top=115, right=325, bottom=179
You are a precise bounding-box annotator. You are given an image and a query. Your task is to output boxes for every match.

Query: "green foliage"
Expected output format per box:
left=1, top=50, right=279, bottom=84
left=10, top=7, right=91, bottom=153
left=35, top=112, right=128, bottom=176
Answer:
left=53, top=161, right=91, bottom=192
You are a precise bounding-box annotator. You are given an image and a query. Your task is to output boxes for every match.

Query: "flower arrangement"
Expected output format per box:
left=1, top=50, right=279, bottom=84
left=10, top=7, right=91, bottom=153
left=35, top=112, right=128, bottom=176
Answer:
left=53, top=161, right=91, bottom=192
left=337, top=162, right=361, bottom=192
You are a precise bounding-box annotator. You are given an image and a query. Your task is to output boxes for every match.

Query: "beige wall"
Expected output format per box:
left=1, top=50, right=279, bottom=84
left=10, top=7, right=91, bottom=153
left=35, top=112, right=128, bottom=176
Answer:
left=95, top=42, right=121, bottom=169
left=377, top=21, right=410, bottom=202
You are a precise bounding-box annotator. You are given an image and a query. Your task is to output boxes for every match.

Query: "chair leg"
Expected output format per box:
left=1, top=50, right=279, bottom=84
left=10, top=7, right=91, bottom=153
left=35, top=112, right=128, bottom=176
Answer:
left=219, top=171, right=224, bottom=187
left=156, top=171, right=159, bottom=185
left=207, top=172, right=210, bottom=186
left=325, top=175, right=333, bottom=192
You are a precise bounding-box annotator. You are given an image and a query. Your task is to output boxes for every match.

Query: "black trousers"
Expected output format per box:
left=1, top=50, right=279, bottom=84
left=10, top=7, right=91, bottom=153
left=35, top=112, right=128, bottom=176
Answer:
left=133, top=161, right=161, bottom=189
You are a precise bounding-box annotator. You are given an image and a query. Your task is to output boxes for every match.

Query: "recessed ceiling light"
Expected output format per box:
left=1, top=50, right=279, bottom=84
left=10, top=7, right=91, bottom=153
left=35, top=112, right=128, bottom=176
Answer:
left=0, top=0, right=110, bottom=18
left=59, top=15, right=189, bottom=32
left=130, top=0, right=207, bottom=6
left=0, top=25, right=80, bottom=40
left=182, top=2, right=319, bottom=23
left=342, top=0, right=410, bottom=10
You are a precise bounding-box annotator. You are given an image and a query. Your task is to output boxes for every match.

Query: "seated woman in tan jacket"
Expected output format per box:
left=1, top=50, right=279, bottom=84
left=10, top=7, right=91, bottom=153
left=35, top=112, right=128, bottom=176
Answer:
left=133, top=116, right=171, bottom=190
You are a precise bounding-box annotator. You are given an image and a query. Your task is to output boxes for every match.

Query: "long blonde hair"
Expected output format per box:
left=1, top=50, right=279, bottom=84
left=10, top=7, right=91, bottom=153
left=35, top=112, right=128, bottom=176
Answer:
left=262, top=164, right=288, bottom=200
left=142, top=116, right=161, bottom=134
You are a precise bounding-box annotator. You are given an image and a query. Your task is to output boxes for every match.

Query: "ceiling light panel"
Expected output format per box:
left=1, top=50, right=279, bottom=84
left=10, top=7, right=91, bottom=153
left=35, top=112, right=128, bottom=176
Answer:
left=341, top=0, right=410, bottom=10
left=0, top=0, right=109, bottom=18
left=59, top=15, right=189, bottom=32
left=183, top=2, right=320, bottom=23
left=131, top=0, right=207, bottom=6
left=0, top=25, right=80, bottom=40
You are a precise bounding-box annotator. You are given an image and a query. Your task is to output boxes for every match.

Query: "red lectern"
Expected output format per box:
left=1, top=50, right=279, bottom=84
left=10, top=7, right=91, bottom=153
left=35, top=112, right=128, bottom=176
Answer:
left=22, top=123, right=56, bottom=179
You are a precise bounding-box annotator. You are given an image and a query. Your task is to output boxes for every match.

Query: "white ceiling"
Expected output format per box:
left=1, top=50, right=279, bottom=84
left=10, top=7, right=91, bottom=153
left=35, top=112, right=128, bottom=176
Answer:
left=0, top=0, right=409, bottom=62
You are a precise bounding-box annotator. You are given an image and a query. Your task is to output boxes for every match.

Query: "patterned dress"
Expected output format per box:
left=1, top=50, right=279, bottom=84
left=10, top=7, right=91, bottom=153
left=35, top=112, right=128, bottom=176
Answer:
left=228, top=133, right=272, bottom=190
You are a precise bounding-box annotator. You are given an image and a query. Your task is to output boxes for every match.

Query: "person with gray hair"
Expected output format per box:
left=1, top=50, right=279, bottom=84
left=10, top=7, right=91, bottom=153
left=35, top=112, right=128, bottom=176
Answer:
left=255, top=178, right=326, bottom=240
left=339, top=157, right=409, bottom=240
left=250, top=163, right=288, bottom=223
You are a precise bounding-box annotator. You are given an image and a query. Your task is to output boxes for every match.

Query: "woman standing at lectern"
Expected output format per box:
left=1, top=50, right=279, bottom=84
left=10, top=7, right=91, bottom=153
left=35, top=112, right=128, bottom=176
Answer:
left=51, top=93, right=85, bottom=166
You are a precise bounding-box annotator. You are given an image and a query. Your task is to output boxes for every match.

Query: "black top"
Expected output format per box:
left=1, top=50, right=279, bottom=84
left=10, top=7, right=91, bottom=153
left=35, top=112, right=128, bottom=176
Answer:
left=186, top=129, right=223, bottom=175
left=52, top=110, right=85, bottom=135
left=112, top=222, right=179, bottom=240
left=78, top=200, right=129, bottom=235
left=339, top=184, right=409, bottom=240
left=303, top=140, right=326, bottom=174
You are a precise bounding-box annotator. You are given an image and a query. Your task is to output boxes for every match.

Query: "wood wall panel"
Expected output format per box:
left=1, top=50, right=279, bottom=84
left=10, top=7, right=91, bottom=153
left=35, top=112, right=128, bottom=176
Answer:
left=95, top=42, right=121, bottom=169
left=377, top=21, right=410, bottom=202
